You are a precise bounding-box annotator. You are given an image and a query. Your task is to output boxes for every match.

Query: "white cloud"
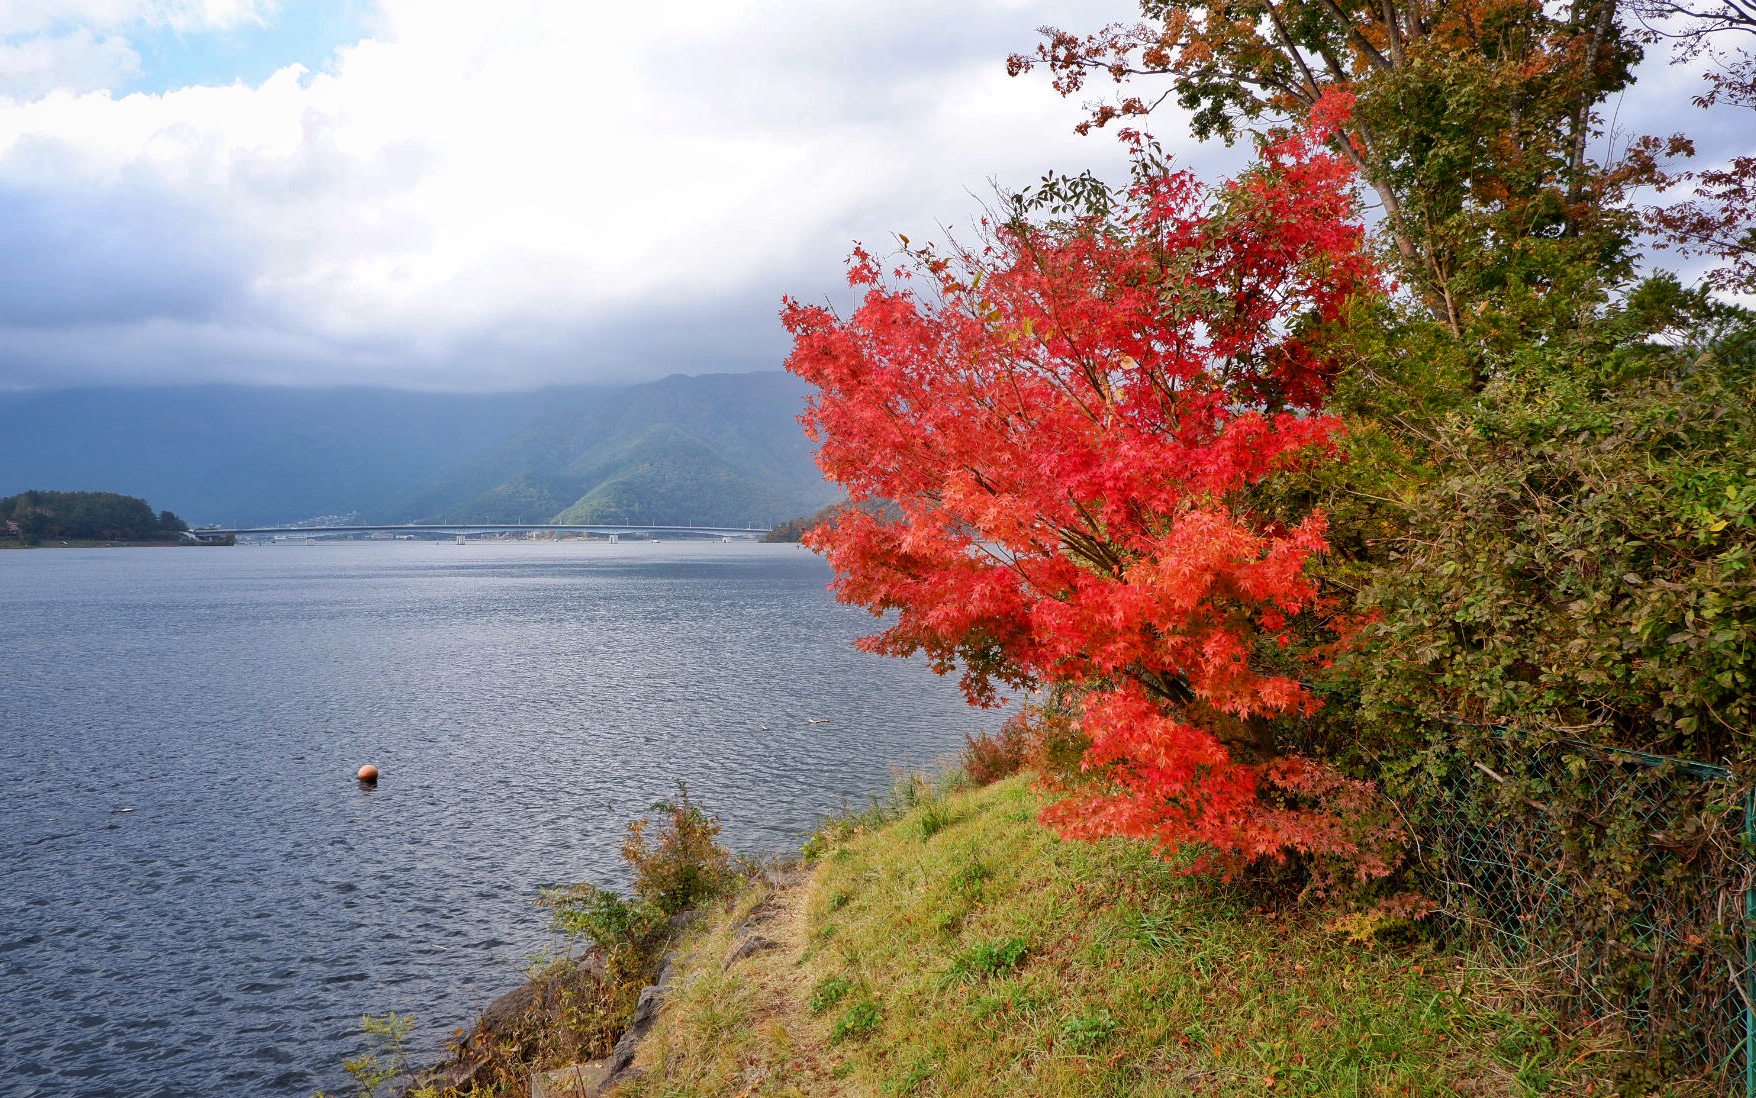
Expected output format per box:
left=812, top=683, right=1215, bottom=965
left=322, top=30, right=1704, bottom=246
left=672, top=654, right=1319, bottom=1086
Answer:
left=0, top=27, right=139, bottom=97
left=0, top=0, right=1739, bottom=390
left=0, top=0, right=272, bottom=36
left=0, top=0, right=275, bottom=99
left=0, top=0, right=1145, bottom=389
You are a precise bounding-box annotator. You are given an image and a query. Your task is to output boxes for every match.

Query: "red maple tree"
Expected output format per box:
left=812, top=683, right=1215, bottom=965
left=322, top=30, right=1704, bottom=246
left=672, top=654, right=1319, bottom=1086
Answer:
left=784, top=98, right=1394, bottom=874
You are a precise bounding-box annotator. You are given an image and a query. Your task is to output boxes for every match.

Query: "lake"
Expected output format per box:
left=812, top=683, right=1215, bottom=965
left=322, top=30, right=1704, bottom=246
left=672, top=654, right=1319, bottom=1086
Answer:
left=0, top=540, right=991, bottom=1097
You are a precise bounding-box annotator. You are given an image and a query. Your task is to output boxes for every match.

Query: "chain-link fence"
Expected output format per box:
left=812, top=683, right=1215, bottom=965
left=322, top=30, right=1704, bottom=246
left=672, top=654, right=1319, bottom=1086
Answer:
left=1413, top=732, right=1753, bottom=1094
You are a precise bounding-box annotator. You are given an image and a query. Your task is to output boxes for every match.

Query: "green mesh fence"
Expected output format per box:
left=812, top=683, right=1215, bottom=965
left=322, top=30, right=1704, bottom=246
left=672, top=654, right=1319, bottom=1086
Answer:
left=1414, top=733, right=1753, bottom=1094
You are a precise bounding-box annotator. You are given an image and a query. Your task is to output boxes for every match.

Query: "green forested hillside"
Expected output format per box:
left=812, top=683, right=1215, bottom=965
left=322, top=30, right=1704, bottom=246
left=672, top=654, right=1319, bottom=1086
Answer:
left=0, top=490, right=187, bottom=543
left=439, top=472, right=588, bottom=525
left=393, top=371, right=835, bottom=527
left=1, top=372, right=833, bottom=529
left=0, top=385, right=595, bottom=526
left=550, top=426, right=794, bottom=527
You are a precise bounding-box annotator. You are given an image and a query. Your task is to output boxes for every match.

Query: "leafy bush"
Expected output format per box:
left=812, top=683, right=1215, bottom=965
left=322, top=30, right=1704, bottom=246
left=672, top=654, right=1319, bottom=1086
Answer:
left=1357, top=324, right=1756, bottom=762
left=1320, top=300, right=1756, bottom=1079
left=962, top=714, right=1033, bottom=785
left=331, top=1012, right=413, bottom=1098
left=540, top=884, right=661, bottom=955
left=622, top=783, right=737, bottom=916
left=963, top=701, right=1093, bottom=789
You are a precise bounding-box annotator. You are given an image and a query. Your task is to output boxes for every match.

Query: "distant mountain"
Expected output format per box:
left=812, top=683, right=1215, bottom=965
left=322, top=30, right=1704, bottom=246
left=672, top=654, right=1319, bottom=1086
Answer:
left=549, top=425, right=796, bottom=527
left=0, top=385, right=598, bottom=526
left=387, top=371, right=836, bottom=528
left=0, top=372, right=833, bottom=529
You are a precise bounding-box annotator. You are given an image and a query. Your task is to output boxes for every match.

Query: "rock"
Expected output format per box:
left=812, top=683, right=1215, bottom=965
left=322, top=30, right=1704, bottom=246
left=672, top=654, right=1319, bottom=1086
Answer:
left=400, top=949, right=610, bottom=1097
left=737, top=900, right=781, bottom=929
left=717, top=899, right=782, bottom=955
left=605, top=983, right=665, bottom=1078
left=723, top=933, right=779, bottom=970
left=529, top=1059, right=610, bottom=1098
left=476, top=981, right=539, bottom=1034
left=761, top=864, right=807, bottom=889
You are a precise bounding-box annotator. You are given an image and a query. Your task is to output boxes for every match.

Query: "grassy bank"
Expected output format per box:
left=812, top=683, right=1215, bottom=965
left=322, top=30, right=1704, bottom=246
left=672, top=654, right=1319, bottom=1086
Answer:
left=621, top=775, right=1615, bottom=1097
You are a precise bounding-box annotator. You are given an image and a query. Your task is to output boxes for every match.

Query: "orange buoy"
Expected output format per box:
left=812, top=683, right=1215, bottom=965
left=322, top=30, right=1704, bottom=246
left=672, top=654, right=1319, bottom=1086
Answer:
left=357, top=764, right=379, bottom=783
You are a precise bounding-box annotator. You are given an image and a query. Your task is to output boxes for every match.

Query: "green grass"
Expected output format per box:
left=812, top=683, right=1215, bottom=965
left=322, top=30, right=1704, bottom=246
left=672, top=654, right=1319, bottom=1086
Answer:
left=623, top=775, right=1621, bottom=1097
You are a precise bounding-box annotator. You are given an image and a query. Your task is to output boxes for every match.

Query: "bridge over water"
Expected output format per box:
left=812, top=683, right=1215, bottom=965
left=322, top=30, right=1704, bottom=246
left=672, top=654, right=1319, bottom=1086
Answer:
left=185, top=523, right=769, bottom=544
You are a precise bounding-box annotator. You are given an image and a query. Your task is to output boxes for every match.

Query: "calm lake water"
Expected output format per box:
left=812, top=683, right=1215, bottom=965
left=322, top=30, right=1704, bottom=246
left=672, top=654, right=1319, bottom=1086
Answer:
left=0, top=540, right=990, bottom=1097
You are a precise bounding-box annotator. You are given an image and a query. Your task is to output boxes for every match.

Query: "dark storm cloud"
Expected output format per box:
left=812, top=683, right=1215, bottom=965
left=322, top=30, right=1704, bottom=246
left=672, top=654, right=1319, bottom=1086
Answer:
left=0, top=177, right=247, bottom=328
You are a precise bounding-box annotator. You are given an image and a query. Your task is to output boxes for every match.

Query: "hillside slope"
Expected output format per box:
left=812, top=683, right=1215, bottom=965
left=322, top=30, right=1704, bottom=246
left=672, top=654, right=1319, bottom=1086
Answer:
left=0, top=385, right=595, bottom=527
left=0, top=372, right=833, bottom=530
left=612, top=776, right=1611, bottom=1097
left=392, top=371, right=835, bottom=528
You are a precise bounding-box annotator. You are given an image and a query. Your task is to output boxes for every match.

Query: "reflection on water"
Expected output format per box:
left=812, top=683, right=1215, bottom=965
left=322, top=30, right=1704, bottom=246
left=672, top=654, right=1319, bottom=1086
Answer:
left=0, top=541, right=989, bottom=1097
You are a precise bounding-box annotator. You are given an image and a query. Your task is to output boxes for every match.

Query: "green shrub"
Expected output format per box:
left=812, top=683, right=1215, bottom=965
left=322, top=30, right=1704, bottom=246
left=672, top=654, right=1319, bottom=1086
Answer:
left=539, top=883, right=661, bottom=953
left=337, top=1012, right=413, bottom=1098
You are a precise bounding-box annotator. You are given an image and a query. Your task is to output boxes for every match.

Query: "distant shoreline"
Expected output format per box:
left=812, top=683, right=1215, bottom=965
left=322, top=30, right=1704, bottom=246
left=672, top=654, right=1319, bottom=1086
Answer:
left=0, top=539, right=204, bottom=550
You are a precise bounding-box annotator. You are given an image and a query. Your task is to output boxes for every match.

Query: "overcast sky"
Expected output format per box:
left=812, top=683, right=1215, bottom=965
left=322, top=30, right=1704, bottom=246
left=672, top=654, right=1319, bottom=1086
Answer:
left=0, top=1, right=1743, bottom=392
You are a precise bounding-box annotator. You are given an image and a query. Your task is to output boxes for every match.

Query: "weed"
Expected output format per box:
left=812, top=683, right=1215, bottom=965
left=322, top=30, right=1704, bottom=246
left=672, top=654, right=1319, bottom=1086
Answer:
left=1059, top=1009, right=1117, bottom=1051
left=808, top=769, right=964, bottom=853
left=338, top=1012, right=413, bottom=1098
left=829, top=998, right=883, bottom=1044
left=883, top=1055, right=941, bottom=1094
left=827, top=887, right=853, bottom=911
left=917, top=799, right=953, bottom=840
left=948, top=858, right=992, bottom=894
left=896, top=773, right=928, bottom=808
left=942, top=936, right=1029, bottom=986
left=968, top=990, right=1007, bottom=1021
left=539, top=884, right=659, bottom=953
left=1133, top=911, right=1185, bottom=952
left=809, top=974, right=855, bottom=1015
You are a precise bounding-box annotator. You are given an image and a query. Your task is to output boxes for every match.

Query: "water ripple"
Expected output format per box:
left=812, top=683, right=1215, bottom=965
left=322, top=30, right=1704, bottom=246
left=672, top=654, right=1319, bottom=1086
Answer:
left=0, top=541, right=990, bottom=1097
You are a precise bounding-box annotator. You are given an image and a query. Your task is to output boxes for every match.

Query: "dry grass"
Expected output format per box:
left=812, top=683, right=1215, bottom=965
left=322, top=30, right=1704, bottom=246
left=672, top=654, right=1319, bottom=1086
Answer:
left=618, top=776, right=1631, bottom=1098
